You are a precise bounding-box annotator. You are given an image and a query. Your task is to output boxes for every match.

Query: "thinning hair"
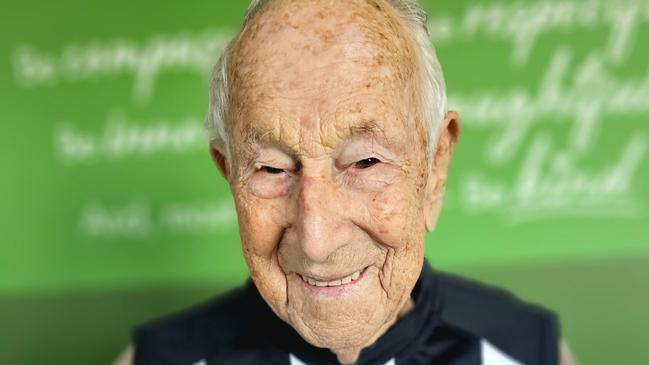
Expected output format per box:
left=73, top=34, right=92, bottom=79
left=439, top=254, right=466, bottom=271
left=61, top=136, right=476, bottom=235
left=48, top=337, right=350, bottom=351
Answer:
left=205, top=0, right=447, bottom=166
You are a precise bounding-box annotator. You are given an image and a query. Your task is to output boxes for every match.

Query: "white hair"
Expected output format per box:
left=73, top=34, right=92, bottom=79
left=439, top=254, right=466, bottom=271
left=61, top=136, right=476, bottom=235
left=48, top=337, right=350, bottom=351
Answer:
left=206, top=0, right=447, bottom=165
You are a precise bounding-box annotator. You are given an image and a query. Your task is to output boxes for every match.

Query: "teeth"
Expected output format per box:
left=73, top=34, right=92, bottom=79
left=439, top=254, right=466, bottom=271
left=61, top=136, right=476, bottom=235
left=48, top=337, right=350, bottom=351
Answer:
left=300, top=269, right=363, bottom=287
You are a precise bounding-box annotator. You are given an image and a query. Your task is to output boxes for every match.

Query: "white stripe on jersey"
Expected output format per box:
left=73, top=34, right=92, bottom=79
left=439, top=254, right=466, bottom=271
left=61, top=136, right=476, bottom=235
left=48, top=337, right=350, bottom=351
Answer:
left=481, top=339, right=525, bottom=365
left=289, top=354, right=307, bottom=365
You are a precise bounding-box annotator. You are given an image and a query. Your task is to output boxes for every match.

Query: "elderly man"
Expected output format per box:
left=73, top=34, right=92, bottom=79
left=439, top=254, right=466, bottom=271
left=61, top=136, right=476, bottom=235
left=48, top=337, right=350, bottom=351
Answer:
left=116, top=0, right=578, bottom=364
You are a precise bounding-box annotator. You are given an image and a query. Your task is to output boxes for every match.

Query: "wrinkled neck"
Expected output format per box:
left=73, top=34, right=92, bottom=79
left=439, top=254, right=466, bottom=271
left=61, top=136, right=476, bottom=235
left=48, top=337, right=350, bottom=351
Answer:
left=331, top=296, right=416, bottom=364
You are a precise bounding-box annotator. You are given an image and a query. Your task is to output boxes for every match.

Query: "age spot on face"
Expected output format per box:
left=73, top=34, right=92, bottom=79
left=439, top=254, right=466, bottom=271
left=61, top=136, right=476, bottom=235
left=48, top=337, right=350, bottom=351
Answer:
left=300, top=115, right=314, bottom=130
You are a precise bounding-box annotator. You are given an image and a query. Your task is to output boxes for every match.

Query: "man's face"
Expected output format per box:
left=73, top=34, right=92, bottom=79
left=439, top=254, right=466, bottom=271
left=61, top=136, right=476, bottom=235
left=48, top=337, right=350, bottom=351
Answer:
left=213, top=0, right=454, bottom=359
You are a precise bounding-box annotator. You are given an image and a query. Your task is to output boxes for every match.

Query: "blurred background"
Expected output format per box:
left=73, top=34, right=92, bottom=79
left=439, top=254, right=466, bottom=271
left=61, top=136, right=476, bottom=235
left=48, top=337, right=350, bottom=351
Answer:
left=1, top=0, right=647, bottom=364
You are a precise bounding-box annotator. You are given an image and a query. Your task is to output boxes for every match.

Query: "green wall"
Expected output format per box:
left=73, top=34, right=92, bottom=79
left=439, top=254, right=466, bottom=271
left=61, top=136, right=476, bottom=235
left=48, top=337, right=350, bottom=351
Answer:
left=1, top=0, right=647, bottom=364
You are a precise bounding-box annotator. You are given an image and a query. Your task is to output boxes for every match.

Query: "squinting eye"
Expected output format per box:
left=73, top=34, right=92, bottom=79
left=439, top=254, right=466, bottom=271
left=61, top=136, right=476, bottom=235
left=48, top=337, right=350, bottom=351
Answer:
left=259, top=165, right=285, bottom=174
left=354, top=157, right=380, bottom=169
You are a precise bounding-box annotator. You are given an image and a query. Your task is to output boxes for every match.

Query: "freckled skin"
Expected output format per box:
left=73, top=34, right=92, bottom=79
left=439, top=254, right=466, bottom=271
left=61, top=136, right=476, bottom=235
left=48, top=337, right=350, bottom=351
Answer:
left=211, top=0, right=459, bottom=364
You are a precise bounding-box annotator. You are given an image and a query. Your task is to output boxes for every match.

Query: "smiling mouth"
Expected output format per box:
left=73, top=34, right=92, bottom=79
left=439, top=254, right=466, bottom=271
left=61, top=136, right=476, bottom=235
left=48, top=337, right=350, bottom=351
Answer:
left=299, top=267, right=366, bottom=287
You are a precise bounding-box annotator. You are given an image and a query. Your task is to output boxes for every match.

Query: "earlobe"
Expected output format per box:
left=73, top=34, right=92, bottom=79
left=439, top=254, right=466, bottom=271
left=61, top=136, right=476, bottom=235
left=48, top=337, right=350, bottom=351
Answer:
left=423, top=175, right=444, bottom=232
left=424, top=201, right=441, bottom=232
left=209, top=141, right=230, bottom=179
left=423, top=111, right=461, bottom=232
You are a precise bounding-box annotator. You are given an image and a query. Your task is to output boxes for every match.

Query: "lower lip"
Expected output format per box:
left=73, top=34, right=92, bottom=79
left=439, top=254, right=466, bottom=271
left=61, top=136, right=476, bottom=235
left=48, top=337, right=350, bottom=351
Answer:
left=300, top=267, right=368, bottom=298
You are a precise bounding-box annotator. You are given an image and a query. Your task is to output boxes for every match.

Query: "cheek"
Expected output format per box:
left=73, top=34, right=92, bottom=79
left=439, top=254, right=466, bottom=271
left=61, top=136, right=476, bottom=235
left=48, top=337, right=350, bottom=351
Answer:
left=233, top=190, right=291, bottom=317
left=234, top=192, right=286, bottom=259
left=365, top=182, right=424, bottom=246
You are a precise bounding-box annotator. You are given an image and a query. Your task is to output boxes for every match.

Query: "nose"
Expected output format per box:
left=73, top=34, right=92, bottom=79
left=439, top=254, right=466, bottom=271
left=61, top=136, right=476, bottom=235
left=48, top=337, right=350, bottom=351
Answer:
left=294, top=175, right=349, bottom=262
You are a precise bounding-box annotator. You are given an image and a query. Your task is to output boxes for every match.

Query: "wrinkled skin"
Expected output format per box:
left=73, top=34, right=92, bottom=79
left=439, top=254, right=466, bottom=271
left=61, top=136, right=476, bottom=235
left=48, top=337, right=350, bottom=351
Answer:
left=210, top=0, right=460, bottom=363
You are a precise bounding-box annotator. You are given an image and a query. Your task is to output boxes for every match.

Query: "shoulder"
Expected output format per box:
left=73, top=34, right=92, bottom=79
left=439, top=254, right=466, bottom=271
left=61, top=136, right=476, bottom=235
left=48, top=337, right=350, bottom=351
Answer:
left=132, top=282, right=255, bottom=365
left=433, top=269, right=561, bottom=365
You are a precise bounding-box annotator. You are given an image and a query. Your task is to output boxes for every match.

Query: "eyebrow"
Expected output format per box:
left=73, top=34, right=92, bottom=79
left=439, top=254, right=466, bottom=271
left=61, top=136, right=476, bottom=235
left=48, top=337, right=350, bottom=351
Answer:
left=347, top=119, right=388, bottom=141
left=240, top=118, right=393, bottom=155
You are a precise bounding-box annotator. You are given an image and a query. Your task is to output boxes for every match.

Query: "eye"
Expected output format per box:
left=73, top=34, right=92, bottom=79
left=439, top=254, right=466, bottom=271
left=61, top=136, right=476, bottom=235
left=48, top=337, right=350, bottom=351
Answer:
left=259, top=165, right=285, bottom=174
left=353, top=157, right=380, bottom=169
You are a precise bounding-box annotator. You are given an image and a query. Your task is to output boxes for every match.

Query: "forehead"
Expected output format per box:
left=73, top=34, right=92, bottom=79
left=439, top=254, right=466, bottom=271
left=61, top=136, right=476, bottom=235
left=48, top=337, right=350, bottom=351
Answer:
left=227, top=0, right=422, bottom=153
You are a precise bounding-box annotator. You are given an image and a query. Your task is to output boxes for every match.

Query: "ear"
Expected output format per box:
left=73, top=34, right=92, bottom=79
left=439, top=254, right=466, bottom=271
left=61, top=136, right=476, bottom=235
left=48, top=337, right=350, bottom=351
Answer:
left=209, top=141, right=230, bottom=180
left=423, top=111, right=460, bottom=232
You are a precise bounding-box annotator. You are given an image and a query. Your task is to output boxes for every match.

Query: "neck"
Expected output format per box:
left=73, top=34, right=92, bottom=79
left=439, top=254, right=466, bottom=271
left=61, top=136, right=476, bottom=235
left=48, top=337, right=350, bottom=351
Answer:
left=331, top=296, right=416, bottom=364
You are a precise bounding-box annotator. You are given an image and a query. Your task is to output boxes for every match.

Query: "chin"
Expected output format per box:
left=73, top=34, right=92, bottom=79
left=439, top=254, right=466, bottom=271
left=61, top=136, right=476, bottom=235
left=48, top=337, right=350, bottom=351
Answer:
left=288, top=308, right=388, bottom=350
left=281, top=266, right=399, bottom=351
